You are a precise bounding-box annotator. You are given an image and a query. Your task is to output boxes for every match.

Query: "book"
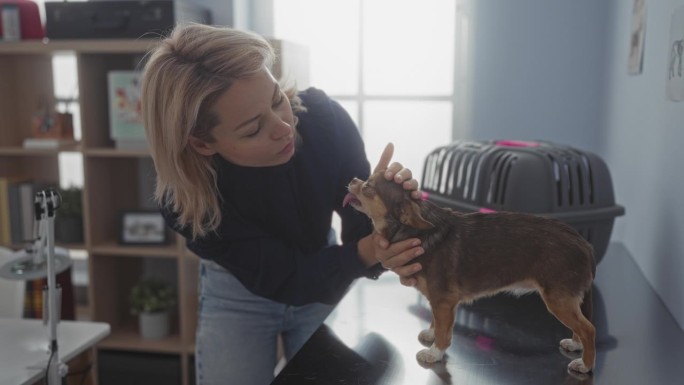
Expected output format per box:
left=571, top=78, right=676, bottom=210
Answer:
left=0, top=176, right=31, bottom=245
left=7, top=181, right=24, bottom=244
left=18, top=182, right=35, bottom=244
left=0, top=178, right=9, bottom=244
left=108, top=70, right=146, bottom=144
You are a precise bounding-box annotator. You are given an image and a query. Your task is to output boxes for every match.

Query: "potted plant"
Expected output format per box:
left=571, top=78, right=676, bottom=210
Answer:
left=55, top=185, right=84, bottom=243
left=129, top=278, right=176, bottom=340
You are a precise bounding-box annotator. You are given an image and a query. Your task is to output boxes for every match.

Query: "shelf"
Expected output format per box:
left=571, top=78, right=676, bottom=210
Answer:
left=75, top=305, right=92, bottom=321
left=0, top=39, right=156, bottom=54
left=84, top=148, right=150, bottom=158
left=91, top=242, right=179, bottom=258
left=98, top=327, right=183, bottom=353
left=1, top=37, right=308, bottom=385
left=0, top=146, right=81, bottom=155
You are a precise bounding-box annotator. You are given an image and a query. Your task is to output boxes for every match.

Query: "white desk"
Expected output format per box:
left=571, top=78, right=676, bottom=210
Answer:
left=0, top=318, right=110, bottom=385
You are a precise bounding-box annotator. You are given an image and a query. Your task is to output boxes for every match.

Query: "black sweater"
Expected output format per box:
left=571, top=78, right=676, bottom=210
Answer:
left=162, top=88, right=381, bottom=306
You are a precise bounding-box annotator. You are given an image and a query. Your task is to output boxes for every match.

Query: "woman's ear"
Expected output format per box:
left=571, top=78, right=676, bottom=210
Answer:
left=188, top=135, right=217, bottom=156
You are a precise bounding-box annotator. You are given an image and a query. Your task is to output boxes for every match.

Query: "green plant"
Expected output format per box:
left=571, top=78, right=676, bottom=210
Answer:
left=57, top=186, right=82, bottom=218
left=129, top=278, right=176, bottom=315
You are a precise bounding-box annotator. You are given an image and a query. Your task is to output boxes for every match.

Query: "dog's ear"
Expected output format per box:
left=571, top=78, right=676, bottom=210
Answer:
left=373, top=143, right=394, bottom=173
left=399, top=200, right=434, bottom=230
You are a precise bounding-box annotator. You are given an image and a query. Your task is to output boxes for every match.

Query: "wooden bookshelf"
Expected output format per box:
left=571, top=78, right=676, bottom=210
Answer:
left=0, top=38, right=307, bottom=385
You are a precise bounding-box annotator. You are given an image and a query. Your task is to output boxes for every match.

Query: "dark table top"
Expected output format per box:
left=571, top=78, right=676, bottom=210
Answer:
left=272, top=243, right=684, bottom=384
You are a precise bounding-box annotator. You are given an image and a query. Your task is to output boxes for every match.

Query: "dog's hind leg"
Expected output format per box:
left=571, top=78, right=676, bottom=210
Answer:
left=560, top=287, right=594, bottom=352
left=416, top=301, right=457, bottom=363
left=541, top=291, right=596, bottom=374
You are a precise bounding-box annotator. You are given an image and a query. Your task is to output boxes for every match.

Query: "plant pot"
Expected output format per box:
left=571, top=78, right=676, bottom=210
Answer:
left=55, top=216, right=84, bottom=244
left=138, top=311, right=170, bottom=340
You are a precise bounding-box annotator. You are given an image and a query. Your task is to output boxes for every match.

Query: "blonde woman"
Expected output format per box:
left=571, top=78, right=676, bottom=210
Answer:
left=141, top=23, right=424, bottom=385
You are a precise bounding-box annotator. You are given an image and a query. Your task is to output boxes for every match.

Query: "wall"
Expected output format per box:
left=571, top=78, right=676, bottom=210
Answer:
left=197, top=0, right=273, bottom=34
left=601, top=0, right=684, bottom=331
left=468, top=0, right=684, bottom=331
left=467, top=0, right=609, bottom=152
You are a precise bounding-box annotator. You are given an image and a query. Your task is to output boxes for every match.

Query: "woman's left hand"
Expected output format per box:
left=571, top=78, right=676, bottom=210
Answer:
left=384, top=162, right=423, bottom=200
left=381, top=161, right=423, bottom=287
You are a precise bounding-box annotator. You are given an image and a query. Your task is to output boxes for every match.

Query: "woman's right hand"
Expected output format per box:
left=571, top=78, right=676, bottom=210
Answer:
left=358, top=232, right=424, bottom=287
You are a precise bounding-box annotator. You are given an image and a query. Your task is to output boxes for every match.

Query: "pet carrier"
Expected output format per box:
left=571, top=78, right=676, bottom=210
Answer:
left=421, top=140, right=624, bottom=262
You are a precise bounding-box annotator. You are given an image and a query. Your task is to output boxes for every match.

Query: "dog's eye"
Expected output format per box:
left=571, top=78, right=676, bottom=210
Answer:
left=361, top=183, right=375, bottom=197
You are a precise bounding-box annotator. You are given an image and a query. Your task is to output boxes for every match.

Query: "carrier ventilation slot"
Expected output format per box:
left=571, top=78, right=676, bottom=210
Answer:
left=439, top=150, right=453, bottom=194
left=426, top=145, right=481, bottom=202
left=423, top=142, right=497, bottom=203
left=486, top=152, right=517, bottom=205
left=463, top=151, right=477, bottom=200
left=545, top=148, right=596, bottom=208
left=455, top=149, right=477, bottom=200
left=422, top=149, right=443, bottom=191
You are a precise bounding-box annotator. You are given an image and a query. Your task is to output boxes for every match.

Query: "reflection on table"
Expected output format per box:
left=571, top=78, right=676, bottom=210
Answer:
left=0, top=318, right=110, bottom=385
left=273, top=243, right=684, bottom=384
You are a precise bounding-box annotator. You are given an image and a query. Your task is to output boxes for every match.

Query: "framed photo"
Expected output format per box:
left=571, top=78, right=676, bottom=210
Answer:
left=108, top=70, right=146, bottom=147
left=119, top=211, right=168, bottom=245
left=627, top=0, right=647, bottom=75
left=667, top=5, right=684, bottom=101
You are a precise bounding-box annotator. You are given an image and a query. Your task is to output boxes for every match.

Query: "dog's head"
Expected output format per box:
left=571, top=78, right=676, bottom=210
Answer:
left=343, top=143, right=434, bottom=236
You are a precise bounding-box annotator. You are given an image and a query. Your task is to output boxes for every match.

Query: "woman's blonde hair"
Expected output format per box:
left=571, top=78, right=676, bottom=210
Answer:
left=141, top=23, right=301, bottom=239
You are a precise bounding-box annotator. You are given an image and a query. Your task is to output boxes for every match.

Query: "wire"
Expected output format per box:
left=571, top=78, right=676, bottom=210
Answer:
left=44, top=347, right=55, bottom=385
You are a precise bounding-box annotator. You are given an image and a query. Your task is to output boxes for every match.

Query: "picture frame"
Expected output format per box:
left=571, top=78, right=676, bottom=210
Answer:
left=108, top=70, right=147, bottom=148
left=667, top=5, right=684, bottom=101
left=119, top=211, right=168, bottom=245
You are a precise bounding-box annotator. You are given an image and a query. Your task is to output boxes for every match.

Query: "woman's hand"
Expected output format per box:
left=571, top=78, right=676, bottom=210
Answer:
left=381, top=160, right=423, bottom=285
left=374, top=233, right=423, bottom=287
left=357, top=232, right=423, bottom=287
left=384, top=162, right=423, bottom=200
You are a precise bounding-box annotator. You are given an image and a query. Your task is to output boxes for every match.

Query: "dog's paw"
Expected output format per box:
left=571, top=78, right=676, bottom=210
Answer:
left=560, top=338, right=583, bottom=352
left=418, top=329, right=435, bottom=346
left=416, top=346, right=444, bottom=364
left=568, top=358, right=592, bottom=374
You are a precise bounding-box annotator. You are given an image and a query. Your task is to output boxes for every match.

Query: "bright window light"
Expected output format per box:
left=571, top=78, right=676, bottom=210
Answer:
left=362, top=0, right=456, bottom=95
left=274, top=0, right=361, bottom=95
left=363, top=101, right=452, bottom=182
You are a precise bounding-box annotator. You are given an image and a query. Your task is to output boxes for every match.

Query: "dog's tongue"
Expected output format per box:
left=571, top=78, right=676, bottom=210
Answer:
left=342, top=193, right=356, bottom=208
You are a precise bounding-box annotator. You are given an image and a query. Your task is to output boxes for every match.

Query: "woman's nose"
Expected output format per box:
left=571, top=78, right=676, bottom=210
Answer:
left=269, top=115, right=293, bottom=140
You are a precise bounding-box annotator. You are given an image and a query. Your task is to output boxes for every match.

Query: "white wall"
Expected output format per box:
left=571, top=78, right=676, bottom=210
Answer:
left=601, top=0, right=684, bottom=331
left=469, top=0, right=684, bottom=331
left=467, top=0, right=609, bottom=152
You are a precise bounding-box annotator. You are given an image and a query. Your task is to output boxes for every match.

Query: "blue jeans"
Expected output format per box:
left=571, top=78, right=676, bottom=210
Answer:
left=195, top=259, right=333, bottom=385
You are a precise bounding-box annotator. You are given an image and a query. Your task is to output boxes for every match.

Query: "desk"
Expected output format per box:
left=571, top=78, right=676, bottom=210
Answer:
left=273, top=243, right=684, bottom=384
left=0, top=319, right=110, bottom=385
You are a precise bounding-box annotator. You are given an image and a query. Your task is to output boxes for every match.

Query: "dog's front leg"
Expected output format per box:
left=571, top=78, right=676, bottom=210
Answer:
left=418, top=319, right=435, bottom=346
left=416, top=301, right=456, bottom=363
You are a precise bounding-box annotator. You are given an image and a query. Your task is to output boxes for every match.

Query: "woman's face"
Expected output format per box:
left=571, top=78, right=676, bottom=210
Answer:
left=190, top=67, right=297, bottom=167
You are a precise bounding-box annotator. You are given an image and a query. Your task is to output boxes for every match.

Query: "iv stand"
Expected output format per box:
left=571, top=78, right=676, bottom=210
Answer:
left=35, top=189, right=68, bottom=385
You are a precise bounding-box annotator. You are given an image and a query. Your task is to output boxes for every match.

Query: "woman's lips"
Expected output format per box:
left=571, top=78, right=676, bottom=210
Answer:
left=279, top=139, right=295, bottom=155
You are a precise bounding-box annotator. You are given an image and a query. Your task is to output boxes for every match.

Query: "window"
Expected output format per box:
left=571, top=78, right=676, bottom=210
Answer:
left=34, top=1, right=85, bottom=189
left=274, top=0, right=469, bottom=182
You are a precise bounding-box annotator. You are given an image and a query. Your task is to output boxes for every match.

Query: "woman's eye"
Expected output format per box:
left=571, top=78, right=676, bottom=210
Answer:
left=245, top=124, right=261, bottom=138
left=361, top=184, right=375, bottom=197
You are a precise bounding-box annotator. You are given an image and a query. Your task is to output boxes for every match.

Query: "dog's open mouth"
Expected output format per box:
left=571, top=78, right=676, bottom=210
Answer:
left=343, top=192, right=361, bottom=208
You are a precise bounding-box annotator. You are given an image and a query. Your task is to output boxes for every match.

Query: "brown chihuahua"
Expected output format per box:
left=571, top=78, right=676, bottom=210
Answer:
left=344, top=143, right=596, bottom=374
